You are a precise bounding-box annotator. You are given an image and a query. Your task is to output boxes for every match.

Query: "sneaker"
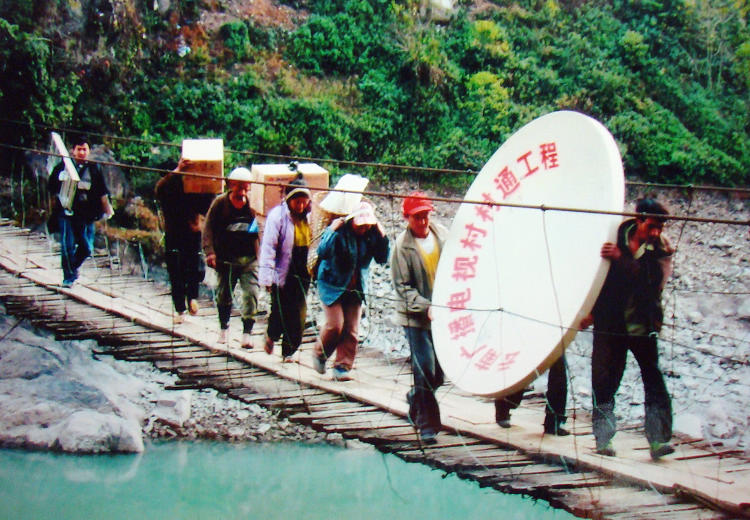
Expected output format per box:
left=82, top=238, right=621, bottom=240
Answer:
left=263, top=335, right=274, bottom=355
left=217, top=329, right=228, bottom=344
left=62, top=279, right=75, bottom=288
left=188, top=299, right=199, bottom=315
left=332, top=366, right=352, bottom=381
left=596, top=442, right=616, bottom=457
left=497, top=419, right=511, bottom=429
left=312, top=355, right=326, bottom=374
left=420, top=429, right=438, bottom=445
left=241, top=333, right=253, bottom=349
left=173, top=312, right=185, bottom=324
left=650, top=442, right=675, bottom=461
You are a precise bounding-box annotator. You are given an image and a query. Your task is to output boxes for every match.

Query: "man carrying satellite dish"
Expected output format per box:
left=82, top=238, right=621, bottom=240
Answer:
left=391, top=191, right=447, bottom=445
left=48, top=135, right=114, bottom=288
left=581, top=198, right=675, bottom=460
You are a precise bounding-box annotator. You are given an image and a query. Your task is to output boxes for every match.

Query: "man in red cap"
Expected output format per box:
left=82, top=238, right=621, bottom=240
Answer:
left=391, top=191, right=447, bottom=445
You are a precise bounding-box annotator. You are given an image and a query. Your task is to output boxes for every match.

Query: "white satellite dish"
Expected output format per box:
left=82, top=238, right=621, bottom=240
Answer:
left=431, top=111, right=624, bottom=397
left=50, top=132, right=80, bottom=211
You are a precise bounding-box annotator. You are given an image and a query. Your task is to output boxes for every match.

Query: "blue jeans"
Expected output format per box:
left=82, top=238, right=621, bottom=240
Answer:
left=59, top=214, right=95, bottom=284
left=404, top=326, right=444, bottom=432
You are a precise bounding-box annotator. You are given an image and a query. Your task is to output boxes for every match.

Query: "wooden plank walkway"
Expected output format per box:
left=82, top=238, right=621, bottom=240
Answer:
left=0, top=220, right=747, bottom=519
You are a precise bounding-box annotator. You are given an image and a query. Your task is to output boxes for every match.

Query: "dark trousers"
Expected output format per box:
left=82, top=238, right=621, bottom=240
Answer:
left=404, top=326, right=444, bottom=432
left=591, top=331, right=672, bottom=448
left=165, top=239, right=204, bottom=314
left=495, top=355, right=567, bottom=430
left=267, top=274, right=310, bottom=357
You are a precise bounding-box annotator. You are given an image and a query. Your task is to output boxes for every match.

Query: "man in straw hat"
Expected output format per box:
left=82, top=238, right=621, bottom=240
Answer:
left=202, top=166, right=260, bottom=347
left=311, top=200, right=390, bottom=381
left=391, top=191, right=446, bottom=445
left=258, top=172, right=313, bottom=362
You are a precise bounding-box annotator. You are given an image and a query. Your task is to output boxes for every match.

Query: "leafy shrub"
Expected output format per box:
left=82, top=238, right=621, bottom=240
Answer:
left=220, top=21, right=250, bottom=61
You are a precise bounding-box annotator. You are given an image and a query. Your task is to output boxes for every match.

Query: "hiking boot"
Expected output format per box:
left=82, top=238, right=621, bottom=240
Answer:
left=596, top=442, right=616, bottom=457
left=332, top=366, right=352, bottom=381
left=312, top=354, right=326, bottom=374
left=544, top=423, right=570, bottom=436
left=650, top=442, right=675, bottom=461
left=188, top=299, right=199, bottom=315
left=420, top=428, right=438, bottom=445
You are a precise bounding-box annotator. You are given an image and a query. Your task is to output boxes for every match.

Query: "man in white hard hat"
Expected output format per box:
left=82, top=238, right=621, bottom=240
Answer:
left=202, top=166, right=260, bottom=346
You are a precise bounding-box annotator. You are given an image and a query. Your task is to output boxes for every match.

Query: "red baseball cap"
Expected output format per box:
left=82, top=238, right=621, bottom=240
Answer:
left=402, top=191, right=435, bottom=217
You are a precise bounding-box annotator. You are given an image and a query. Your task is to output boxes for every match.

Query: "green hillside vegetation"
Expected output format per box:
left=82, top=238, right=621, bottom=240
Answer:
left=1, top=0, right=748, bottom=195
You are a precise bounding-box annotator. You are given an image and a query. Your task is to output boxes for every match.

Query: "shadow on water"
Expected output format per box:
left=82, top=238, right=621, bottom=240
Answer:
left=0, top=441, right=574, bottom=519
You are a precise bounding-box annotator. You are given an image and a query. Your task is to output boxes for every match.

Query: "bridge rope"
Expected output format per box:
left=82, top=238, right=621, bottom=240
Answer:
left=2, top=116, right=750, bottom=195
left=1, top=141, right=749, bottom=227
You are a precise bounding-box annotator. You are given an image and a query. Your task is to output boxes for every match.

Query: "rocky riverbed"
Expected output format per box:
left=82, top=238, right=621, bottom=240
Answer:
left=0, top=304, right=338, bottom=453
left=1, top=187, right=748, bottom=454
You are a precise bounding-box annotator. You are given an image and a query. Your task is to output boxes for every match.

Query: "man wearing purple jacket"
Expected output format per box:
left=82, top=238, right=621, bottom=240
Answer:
left=258, top=173, right=312, bottom=362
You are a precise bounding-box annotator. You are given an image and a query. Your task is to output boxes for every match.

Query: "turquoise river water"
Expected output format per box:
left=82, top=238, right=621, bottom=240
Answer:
left=0, top=441, right=574, bottom=519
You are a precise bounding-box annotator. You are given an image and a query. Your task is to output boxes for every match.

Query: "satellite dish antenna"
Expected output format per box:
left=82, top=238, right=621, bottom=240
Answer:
left=431, top=111, right=624, bottom=397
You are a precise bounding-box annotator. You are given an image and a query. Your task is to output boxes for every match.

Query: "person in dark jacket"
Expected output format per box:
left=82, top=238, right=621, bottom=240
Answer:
left=581, top=198, right=675, bottom=460
left=311, top=201, right=389, bottom=381
left=48, top=135, right=114, bottom=287
left=493, top=355, right=569, bottom=436
left=202, top=167, right=260, bottom=347
left=155, top=158, right=215, bottom=324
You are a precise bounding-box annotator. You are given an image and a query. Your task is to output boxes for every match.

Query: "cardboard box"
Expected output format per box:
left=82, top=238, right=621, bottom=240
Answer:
left=181, top=139, right=224, bottom=194
left=250, top=163, right=329, bottom=216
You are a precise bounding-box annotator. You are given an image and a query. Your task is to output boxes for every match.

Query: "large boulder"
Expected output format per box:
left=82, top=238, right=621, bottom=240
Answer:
left=0, top=309, right=150, bottom=453
left=56, top=410, right=144, bottom=453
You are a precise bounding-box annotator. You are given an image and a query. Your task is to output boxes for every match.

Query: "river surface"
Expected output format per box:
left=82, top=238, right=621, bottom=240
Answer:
left=0, top=441, right=573, bottom=519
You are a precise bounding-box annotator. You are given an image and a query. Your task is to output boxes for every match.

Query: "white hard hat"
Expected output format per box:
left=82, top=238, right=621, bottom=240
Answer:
left=227, top=167, right=253, bottom=182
